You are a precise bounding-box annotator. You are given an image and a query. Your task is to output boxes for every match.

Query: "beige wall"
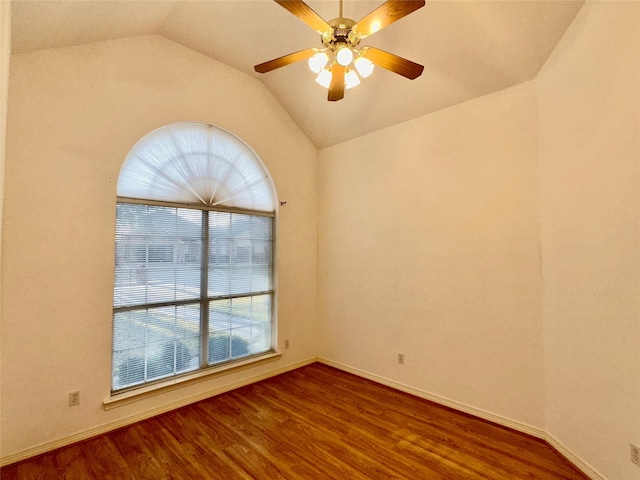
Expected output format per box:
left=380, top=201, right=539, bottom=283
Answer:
left=0, top=3, right=8, bottom=202
left=1, top=35, right=318, bottom=459
left=318, top=81, right=545, bottom=430
left=0, top=0, right=10, bottom=462
left=0, top=4, right=9, bottom=291
left=537, top=2, right=640, bottom=479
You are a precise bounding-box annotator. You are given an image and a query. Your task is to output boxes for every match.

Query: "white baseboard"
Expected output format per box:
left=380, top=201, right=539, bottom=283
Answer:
left=0, top=356, right=317, bottom=467
left=544, top=433, right=607, bottom=480
left=317, top=357, right=605, bottom=480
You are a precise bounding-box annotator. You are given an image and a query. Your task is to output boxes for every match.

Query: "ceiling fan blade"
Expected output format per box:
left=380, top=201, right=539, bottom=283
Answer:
left=362, top=47, right=424, bottom=80
left=274, top=0, right=332, bottom=34
left=254, top=48, right=316, bottom=73
left=328, top=64, right=346, bottom=102
left=354, top=0, right=426, bottom=37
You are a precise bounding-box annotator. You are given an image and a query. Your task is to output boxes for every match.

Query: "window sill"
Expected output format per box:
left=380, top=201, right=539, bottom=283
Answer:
left=103, top=351, right=281, bottom=411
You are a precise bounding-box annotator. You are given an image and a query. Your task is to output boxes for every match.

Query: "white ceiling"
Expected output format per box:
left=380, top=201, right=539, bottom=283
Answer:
left=10, top=0, right=584, bottom=149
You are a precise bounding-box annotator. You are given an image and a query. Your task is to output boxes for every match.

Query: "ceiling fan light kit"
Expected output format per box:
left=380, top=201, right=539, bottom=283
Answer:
left=254, top=0, right=426, bottom=102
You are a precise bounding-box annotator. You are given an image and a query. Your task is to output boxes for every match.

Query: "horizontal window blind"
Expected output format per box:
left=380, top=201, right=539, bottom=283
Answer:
left=208, top=212, right=273, bottom=297
left=114, top=204, right=202, bottom=308
left=208, top=294, right=272, bottom=365
left=113, top=305, right=200, bottom=388
left=112, top=202, right=273, bottom=392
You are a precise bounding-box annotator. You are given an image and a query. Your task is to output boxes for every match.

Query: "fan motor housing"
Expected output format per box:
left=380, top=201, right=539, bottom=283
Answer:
left=323, top=18, right=360, bottom=49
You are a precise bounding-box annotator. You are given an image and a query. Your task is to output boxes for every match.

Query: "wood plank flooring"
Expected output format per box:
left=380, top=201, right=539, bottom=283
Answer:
left=1, top=363, right=589, bottom=479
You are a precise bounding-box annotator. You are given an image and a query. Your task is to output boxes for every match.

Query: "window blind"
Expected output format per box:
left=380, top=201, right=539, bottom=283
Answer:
left=112, top=203, right=273, bottom=391
left=117, top=123, right=275, bottom=212
left=112, top=122, right=276, bottom=393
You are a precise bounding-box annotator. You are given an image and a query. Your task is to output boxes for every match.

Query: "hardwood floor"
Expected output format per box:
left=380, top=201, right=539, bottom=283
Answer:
left=2, top=363, right=588, bottom=479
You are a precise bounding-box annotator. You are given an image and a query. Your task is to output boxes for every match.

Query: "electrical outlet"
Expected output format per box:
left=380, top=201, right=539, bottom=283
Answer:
left=631, top=443, right=640, bottom=467
left=397, top=353, right=405, bottom=365
left=68, top=391, right=80, bottom=407
left=284, top=339, right=290, bottom=349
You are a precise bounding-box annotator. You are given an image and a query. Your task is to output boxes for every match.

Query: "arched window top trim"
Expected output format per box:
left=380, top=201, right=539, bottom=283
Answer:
left=117, top=122, right=277, bottom=213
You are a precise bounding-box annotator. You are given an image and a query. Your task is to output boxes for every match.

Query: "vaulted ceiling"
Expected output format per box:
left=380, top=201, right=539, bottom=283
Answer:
left=10, top=0, right=584, bottom=148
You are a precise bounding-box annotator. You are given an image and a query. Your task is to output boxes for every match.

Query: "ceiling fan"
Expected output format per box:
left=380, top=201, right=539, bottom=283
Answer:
left=254, top=0, right=425, bottom=102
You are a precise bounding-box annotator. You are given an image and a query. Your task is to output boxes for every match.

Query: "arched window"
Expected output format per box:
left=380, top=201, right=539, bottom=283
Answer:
left=111, top=122, right=276, bottom=393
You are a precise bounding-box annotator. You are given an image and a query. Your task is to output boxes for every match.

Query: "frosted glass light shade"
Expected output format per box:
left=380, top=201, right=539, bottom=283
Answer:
left=354, top=56, right=375, bottom=78
left=336, top=46, right=354, bottom=67
left=315, top=69, right=332, bottom=88
left=117, top=122, right=276, bottom=212
left=308, top=51, right=329, bottom=74
left=345, top=69, right=361, bottom=89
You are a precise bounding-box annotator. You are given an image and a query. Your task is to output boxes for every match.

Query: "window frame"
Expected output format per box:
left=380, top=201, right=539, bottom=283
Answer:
left=111, top=196, right=277, bottom=396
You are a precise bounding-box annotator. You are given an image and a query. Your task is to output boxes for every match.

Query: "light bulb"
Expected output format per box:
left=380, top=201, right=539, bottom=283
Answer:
left=315, top=69, right=332, bottom=89
left=335, top=46, right=354, bottom=67
left=345, top=69, right=361, bottom=89
left=354, top=56, right=375, bottom=78
left=308, top=51, right=329, bottom=74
